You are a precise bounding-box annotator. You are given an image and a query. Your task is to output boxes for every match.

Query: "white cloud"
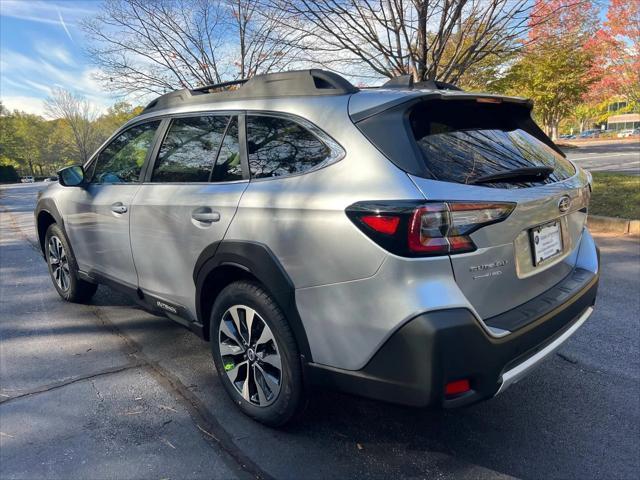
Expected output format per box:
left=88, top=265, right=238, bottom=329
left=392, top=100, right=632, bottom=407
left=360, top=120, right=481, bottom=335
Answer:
left=1, top=48, right=117, bottom=116
left=1, top=48, right=112, bottom=101
left=0, top=96, right=46, bottom=116
left=0, top=0, right=95, bottom=27
left=34, top=43, right=74, bottom=66
left=1, top=93, right=111, bottom=118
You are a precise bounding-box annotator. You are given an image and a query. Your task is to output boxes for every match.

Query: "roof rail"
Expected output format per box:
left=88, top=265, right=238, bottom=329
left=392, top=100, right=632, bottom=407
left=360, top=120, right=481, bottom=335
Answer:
left=141, top=69, right=359, bottom=113
left=190, top=79, right=248, bottom=94
left=381, top=75, right=463, bottom=91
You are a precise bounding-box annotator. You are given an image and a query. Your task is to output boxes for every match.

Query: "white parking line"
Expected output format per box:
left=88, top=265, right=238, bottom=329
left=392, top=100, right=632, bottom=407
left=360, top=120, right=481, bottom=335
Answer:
left=569, top=152, right=640, bottom=161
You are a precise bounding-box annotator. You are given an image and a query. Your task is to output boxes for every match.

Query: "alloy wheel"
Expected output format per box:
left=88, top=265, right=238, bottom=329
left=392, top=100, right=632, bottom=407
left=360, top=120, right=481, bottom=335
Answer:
left=48, top=236, right=70, bottom=292
left=218, top=305, right=282, bottom=407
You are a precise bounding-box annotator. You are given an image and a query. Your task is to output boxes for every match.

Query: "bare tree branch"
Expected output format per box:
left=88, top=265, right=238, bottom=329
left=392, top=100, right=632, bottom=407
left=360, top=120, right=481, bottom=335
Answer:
left=269, top=0, right=581, bottom=83
left=44, top=88, right=100, bottom=163
left=83, top=0, right=291, bottom=97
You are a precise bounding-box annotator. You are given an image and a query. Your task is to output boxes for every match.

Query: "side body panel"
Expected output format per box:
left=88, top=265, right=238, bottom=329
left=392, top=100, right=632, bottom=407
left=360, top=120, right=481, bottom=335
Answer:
left=130, top=182, right=248, bottom=314
left=224, top=96, right=422, bottom=288
left=61, top=183, right=141, bottom=287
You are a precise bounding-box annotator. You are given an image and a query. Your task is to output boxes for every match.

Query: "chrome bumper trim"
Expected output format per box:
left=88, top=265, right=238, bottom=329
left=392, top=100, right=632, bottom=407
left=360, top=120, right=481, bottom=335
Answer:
left=495, top=306, right=594, bottom=396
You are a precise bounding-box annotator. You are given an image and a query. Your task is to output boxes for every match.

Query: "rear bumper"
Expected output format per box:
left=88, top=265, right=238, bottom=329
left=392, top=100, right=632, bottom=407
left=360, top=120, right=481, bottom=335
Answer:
left=305, top=265, right=599, bottom=408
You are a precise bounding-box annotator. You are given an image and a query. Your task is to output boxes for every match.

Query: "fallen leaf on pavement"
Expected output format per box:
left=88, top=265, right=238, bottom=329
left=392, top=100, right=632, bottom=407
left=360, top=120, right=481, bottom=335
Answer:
left=197, top=424, right=219, bottom=441
left=162, top=438, right=176, bottom=449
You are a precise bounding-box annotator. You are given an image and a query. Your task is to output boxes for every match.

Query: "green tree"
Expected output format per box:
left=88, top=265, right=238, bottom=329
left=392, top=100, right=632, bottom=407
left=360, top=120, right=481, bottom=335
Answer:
left=498, top=45, right=597, bottom=139
left=40, top=120, right=78, bottom=173
left=1, top=111, right=44, bottom=176
left=495, top=1, right=600, bottom=139
left=94, top=102, right=144, bottom=143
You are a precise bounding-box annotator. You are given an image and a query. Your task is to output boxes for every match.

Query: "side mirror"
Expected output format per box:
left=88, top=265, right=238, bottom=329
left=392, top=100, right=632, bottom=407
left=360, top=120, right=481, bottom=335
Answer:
left=58, top=165, right=86, bottom=187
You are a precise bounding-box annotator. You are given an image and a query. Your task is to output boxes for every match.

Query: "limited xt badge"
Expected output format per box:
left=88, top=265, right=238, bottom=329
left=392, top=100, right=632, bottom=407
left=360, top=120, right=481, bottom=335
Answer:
left=470, top=259, right=507, bottom=280
left=469, top=259, right=507, bottom=272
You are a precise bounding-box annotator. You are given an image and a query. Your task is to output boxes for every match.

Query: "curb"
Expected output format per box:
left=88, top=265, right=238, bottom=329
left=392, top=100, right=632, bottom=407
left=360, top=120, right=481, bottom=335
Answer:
left=588, top=215, right=640, bottom=235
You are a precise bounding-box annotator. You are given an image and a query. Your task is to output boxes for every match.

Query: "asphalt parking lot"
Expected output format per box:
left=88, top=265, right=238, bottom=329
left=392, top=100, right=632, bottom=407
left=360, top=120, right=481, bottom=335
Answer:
left=564, top=141, right=640, bottom=174
left=1, top=182, right=639, bottom=480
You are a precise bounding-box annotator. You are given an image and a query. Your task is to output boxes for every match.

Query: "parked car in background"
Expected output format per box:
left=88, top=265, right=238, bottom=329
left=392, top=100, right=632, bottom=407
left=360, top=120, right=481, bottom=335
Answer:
left=578, top=130, right=601, bottom=139
left=559, top=134, right=575, bottom=139
left=617, top=129, right=636, bottom=138
left=35, top=69, right=600, bottom=426
left=21, top=176, right=34, bottom=183
left=44, top=176, right=58, bottom=183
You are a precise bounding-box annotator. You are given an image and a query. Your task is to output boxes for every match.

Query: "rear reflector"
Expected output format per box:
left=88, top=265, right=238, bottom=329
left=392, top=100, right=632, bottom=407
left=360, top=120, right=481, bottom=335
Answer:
left=361, top=215, right=400, bottom=235
left=445, top=379, right=471, bottom=397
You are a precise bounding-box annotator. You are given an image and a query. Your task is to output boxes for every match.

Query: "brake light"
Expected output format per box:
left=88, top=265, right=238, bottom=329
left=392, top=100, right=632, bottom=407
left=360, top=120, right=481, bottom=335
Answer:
left=346, top=200, right=514, bottom=257
left=361, top=215, right=400, bottom=235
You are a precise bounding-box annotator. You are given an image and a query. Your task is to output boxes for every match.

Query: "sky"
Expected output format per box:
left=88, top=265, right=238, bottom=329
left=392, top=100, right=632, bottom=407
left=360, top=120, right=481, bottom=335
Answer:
left=1, top=0, right=614, bottom=118
left=0, top=0, right=122, bottom=117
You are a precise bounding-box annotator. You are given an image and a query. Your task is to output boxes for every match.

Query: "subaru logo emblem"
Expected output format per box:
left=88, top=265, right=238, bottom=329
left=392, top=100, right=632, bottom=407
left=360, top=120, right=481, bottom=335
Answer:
left=558, top=196, right=571, bottom=213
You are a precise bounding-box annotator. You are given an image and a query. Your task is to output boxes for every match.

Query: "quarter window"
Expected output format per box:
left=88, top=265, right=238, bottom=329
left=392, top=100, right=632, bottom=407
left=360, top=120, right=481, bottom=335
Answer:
left=246, top=116, right=338, bottom=179
left=90, top=121, right=160, bottom=183
left=151, top=116, right=232, bottom=183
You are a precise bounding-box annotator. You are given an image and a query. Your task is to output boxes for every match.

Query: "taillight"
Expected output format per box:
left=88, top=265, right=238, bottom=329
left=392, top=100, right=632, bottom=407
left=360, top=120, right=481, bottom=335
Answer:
left=361, top=215, right=400, bottom=235
left=346, top=201, right=514, bottom=257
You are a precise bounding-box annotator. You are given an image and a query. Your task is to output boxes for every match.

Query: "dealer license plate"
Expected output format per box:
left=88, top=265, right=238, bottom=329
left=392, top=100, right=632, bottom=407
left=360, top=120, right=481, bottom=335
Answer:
left=531, top=220, right=563, bottom=266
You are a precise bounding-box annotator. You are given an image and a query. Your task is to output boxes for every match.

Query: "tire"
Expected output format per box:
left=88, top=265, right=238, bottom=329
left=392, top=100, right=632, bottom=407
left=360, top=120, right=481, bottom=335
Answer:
left=44, top=223, right=98, bottom=303
left=210, top=280, right=305, bottom=427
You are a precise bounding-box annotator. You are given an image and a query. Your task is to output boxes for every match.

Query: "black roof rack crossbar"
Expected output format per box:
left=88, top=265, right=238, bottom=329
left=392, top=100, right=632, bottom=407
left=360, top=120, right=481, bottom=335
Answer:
left=382, top=75, right=463, bottom=91
left=191, top=79, right=248, bottom=94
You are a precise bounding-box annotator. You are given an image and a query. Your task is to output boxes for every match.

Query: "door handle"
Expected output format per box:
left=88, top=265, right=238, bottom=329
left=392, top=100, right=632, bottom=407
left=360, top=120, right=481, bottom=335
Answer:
left=191, top=208, right=220, bottom=223
left=111, top=202, right=128, bottom=214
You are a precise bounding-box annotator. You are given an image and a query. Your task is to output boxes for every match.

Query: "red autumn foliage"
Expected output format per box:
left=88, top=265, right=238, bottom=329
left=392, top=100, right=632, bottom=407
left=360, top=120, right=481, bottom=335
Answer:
left=588, top=0, right=640, bottom=102
left=528, top=0, right=598, bottom=45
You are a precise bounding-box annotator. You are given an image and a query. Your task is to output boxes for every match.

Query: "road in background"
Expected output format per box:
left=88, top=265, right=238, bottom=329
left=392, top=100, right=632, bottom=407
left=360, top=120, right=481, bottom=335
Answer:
left=564, top=141, right=640, bottom=174
left=1, top=182, right=639, bottom=480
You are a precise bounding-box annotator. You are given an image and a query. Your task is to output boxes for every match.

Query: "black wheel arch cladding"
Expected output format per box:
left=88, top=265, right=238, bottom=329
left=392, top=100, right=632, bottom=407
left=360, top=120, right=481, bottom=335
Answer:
left=35, top=198, right=65, bottom=256
left=194, top=240, right=312, bottom=361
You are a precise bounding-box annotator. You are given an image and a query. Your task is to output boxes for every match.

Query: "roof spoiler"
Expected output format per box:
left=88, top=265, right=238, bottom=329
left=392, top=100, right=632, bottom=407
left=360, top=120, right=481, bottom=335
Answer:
left=382, top=75, right=464, bottom=91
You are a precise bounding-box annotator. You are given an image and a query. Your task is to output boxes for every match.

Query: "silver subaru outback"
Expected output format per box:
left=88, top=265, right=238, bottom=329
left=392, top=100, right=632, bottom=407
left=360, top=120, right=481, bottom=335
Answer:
left=35, top=70, right=599, bottom=426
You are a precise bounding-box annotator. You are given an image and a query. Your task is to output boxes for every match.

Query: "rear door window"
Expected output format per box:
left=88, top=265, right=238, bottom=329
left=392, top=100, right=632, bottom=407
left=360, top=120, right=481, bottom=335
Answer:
left=410, top=101, right=575, bottom=187
left=151, top=116, right=232, bottom=183
left=211, top=117, right=242, bottom=182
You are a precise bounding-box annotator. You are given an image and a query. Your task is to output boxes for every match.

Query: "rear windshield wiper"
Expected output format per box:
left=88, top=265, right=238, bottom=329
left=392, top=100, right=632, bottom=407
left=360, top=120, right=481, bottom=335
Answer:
left=469, top=166, right=554, bottom=185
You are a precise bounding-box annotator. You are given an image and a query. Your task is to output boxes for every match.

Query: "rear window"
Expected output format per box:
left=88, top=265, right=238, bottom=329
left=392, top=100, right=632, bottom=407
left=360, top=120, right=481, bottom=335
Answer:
left=410, top=101, right=575, bottom=187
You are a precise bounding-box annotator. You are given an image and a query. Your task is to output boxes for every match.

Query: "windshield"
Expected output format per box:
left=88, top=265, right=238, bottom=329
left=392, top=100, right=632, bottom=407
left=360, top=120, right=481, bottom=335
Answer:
left=410, top=100, right=575, bottom=188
